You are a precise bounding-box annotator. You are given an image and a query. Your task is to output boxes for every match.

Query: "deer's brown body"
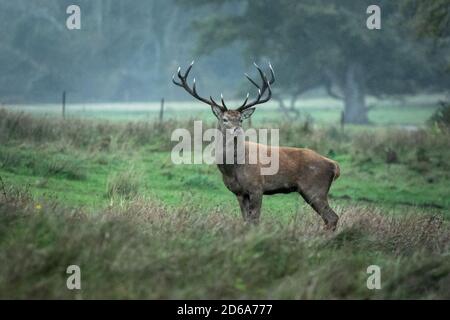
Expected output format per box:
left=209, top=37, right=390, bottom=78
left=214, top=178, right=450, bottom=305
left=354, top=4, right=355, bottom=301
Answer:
left=173, top=62, right=340, bottom=230
left=218, top=141, right=340, bottom=229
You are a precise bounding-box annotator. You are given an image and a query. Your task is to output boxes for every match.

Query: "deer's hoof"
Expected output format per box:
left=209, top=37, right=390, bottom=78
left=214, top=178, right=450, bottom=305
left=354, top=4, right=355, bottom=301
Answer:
left=324, top=222, right=337, bottom=232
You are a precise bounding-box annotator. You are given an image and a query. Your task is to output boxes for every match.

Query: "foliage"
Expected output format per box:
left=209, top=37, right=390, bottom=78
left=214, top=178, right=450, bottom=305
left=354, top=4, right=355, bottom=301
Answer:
left=0, top=147, right=86, bottom=181
left=1, top=188, right=449, bottom=299
left=0, top=109, right=449, bottom=298
left=106, top=170, right=142, bottom=199
left=180, top=0, right=450, bottom=123
left=404, top=0, right=450, bottom=40
left=1, top=109, right=449, bottom=210
left=0, top=0, right=243, bottom=103
left=429, top=101, right=450, bottom=132
left=0, top=108, right=178, bottom=149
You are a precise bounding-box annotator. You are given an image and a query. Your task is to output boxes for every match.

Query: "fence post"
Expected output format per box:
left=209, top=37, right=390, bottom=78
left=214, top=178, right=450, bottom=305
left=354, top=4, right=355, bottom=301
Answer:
left=159, top=98, right=165, bottom=124
left=62, top=91, right=66, bottom=119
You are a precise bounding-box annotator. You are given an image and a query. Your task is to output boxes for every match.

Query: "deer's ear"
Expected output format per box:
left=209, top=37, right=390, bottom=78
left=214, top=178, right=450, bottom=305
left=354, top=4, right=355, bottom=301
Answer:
left=241, top=108, right=255, bottom=120
left=211, top=105, right=223, bottom=119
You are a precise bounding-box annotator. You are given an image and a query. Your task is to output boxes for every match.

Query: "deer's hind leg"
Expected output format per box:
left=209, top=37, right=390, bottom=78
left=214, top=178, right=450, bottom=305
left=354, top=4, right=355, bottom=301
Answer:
left=298, top=181, right=339, bottom=231
left=308, top=194, right=339, bottom=231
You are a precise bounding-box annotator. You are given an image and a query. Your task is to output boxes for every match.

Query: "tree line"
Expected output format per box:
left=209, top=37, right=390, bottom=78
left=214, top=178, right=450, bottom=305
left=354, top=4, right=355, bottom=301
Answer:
left=0, top=0, right=448, bottom=124
left=180, top=0, right=450, bottom=123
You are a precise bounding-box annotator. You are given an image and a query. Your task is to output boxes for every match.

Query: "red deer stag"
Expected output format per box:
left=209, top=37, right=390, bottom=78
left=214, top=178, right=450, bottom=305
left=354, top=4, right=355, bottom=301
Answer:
left=173, top=62, right=340, bottom=230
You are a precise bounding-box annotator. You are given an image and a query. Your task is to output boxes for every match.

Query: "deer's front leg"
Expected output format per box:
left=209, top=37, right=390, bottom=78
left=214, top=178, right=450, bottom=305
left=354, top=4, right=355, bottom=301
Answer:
left=247, top=193, right=263, bottom=224
left=237, top=194, right=250, bottom=220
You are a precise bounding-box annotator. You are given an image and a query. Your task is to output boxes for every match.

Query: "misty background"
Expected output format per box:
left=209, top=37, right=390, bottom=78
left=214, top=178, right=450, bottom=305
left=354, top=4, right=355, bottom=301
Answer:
left=0, top=0, right=449, bottom=123
left=0, top=0, right=246, bottom=103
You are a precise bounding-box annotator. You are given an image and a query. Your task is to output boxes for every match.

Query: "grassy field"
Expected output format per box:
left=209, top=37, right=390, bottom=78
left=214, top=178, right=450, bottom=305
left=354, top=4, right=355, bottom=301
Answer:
left=0, top=100, right=449, bottom=299
left=3, top=94, right=444, bottom=125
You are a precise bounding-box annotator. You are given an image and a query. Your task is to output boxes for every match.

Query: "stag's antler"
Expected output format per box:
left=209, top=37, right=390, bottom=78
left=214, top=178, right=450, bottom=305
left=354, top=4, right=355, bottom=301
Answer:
left=173, top=61, right=275, bottom=111
left=172, top=61, right=228, bottom=111
left=237, top=62, right=275, bottom=111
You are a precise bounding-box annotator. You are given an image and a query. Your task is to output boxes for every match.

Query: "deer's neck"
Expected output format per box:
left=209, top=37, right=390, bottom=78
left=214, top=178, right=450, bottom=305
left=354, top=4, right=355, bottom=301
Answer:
left=216, top=127, right=243, bottom=175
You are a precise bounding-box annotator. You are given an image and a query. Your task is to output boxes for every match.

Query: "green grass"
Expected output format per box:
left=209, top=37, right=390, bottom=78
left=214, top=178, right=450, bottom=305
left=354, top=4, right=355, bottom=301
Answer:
left=4, top=93, right=443, bottom=126
left=1, top=190, right=449, bottom=299
left=1, top=143, right=448, bottom=214
left=0, top=106, right=449, bottom=299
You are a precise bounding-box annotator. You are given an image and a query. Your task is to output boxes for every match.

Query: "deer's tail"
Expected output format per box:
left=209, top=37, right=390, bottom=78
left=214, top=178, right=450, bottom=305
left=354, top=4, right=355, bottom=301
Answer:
left=332, top=161, right=340, bottom=181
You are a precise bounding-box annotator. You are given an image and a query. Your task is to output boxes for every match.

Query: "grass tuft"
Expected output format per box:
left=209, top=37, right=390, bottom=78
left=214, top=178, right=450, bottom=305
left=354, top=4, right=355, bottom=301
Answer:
left=106, top=170, right=142, bottom=200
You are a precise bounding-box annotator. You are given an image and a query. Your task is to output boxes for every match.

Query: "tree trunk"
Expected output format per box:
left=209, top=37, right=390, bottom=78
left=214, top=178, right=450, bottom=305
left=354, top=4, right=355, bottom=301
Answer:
left=289, top=94, right=300, bottom=119
left=343, top=63, right=369, bottom=124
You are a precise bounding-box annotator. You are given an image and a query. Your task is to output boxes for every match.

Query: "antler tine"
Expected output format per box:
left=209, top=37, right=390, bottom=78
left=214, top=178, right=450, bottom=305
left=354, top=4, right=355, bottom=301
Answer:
left=177, top=66, right=184, bottom=82
left=254, top=62, right=268, bottom=85
left=220, top=93, right=227, bottom=109
left=184, top=61, right=194, bottom=79
left=244, top=73, right=260, bottom=89
left=172, top=75, right=181, bottom=86
left=268, top=62, right=275, bottom=84
left=172, top=67, right=183, bottom=87
left=239, top=92, right=250, bottom=109
left=172, top=62, right=227, bottom=111
left=210, top=96, right=220, bottom=108
left=237, top=63, right=275, bottom=111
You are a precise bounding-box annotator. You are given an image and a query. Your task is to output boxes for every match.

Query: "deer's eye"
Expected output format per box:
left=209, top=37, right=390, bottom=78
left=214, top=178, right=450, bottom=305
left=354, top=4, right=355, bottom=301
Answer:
left=223, top=119, right=229, bottom=123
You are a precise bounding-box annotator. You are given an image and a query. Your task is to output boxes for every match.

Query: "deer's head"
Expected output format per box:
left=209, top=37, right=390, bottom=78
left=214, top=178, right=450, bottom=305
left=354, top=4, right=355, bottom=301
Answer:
left=173, top=61, right=275, bottom=135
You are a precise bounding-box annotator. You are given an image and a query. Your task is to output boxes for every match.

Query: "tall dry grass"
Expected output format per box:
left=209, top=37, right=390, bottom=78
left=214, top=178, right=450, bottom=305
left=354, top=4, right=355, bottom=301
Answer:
left=0, top=108, right=188, bottom=150
left=1, top=187, right=449, bottom=299
left=2, top=108, right=449, bottom=163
